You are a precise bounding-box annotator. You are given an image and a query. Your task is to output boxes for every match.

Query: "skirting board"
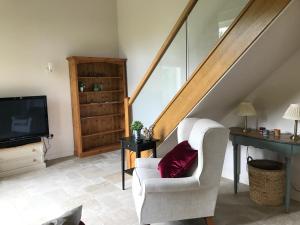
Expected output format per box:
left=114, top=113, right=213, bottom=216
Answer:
left=0, top=163, right=46, bottom=178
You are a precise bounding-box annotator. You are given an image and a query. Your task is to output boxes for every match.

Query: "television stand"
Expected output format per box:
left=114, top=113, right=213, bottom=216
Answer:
left=0, top=137, right=41, bottom=148
left=0, top=142, right=46, bottom=177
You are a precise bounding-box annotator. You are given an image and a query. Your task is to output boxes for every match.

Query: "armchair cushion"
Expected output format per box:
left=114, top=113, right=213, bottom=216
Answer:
left=158, top=141, right=197, bottom=178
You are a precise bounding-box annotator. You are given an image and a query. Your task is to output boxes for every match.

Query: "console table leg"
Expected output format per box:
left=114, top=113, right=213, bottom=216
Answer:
left=237, top=147, right=241, bottom=184
left=233, top=144, right=239, bottom=194
left=285, top=156, right=292, bottom=213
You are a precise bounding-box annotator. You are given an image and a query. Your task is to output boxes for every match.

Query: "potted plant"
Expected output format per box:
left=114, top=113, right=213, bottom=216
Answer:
left=93, top=83, right=100, bottom=92
left=78, top=81, right=86, bottom=92
left=131, top=121, right=143, bottom=140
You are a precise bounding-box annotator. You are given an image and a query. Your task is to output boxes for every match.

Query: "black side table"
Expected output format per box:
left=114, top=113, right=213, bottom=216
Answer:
left=120, top=137, right=158, bottom=190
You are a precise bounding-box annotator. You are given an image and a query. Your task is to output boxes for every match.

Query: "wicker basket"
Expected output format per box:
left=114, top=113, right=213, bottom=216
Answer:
left=247, top=157, right=285, bottom=206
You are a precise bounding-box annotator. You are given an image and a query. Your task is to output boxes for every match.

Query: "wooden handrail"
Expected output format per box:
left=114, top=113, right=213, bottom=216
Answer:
left=128, top=0, right=198, bottom=106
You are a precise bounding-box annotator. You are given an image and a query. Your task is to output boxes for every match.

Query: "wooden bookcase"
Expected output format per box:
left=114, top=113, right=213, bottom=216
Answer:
left=67, top=56, right=127, bottom=157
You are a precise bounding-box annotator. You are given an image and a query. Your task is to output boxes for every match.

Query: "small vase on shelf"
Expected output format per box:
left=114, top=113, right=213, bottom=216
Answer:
left=134, top=130, right=141, bottom=141
left=78, top=81, right=86, bottom=92
left=93, top=83, right=100, bottom=92
left=142, top=125, right=154, bottom=141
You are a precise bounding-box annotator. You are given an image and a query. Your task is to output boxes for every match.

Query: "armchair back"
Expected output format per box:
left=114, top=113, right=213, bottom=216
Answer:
left=178, top=118, right=229, bottom=187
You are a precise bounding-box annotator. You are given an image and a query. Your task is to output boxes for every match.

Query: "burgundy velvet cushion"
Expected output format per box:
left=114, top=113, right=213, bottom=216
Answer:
left=158, top=141, right=198, bottom=178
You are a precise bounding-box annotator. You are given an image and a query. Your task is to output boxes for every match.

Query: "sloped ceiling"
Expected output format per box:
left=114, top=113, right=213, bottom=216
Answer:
left=158, top=0, right=300, bottom=155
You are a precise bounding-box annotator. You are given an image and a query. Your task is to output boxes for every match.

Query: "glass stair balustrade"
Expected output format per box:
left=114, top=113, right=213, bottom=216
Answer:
left=131, top=0, right=249, bottom=127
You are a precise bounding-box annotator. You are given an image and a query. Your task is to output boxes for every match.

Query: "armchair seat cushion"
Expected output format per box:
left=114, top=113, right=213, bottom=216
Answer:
left=132, top=167, right=160, bottom=195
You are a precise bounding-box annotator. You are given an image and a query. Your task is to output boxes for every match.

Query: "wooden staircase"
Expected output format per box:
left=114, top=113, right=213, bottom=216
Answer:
left=124, top=0, right=291, bottom=167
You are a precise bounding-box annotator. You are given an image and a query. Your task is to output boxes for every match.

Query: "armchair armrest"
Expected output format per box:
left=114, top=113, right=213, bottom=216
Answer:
left=142, top=177, right=200, bottom=193
left=135, top=158, right=162, bottom=169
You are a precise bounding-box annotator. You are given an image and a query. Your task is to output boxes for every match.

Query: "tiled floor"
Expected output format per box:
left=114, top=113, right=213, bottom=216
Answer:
left=0, top=150, right=300, bottom=225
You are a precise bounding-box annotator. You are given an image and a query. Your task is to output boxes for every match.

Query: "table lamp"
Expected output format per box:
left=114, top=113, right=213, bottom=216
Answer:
left=238, top=102, right=256, bottom=133
left=283, top=104, right=300, bottom=141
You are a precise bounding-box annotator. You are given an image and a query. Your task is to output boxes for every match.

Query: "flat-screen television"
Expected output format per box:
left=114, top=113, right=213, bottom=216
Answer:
left=0, top=96, right=49, bottom=147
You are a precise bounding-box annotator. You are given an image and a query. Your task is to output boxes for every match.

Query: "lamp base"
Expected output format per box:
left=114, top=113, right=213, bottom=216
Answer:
left=243, top=116, right=249, bottom=133
left=290, top=135, right=300, bottom=141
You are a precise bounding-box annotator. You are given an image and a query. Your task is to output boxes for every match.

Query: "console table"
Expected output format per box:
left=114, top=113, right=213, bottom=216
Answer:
left=230, top=127, right=300, bottom=212
left=120, top=137, right=158, bottom=190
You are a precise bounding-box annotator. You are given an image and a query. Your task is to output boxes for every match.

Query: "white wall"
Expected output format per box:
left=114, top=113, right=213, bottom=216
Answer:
left=0, top=0, right=119, bottom=159
left=221, top=47, right=300, bottom=200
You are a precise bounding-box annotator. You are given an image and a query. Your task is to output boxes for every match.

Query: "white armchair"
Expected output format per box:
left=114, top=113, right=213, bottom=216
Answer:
left=132, top=118, right=229, bottom=225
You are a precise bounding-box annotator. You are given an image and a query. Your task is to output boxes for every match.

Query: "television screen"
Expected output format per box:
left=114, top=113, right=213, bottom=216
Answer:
left=0, top=96, right=49, bottom=142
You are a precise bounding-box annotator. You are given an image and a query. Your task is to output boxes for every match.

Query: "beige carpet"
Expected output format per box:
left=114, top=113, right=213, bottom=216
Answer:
left=0, top=150, right=299, bottom=225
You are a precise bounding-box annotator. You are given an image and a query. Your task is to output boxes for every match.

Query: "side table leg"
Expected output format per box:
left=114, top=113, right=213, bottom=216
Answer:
left=153, top=145, right=157, bottom=158
left=136, top=149, right=141, bottom=158
left=121, top=147, right=125, bottom=190
left=233, top=144, right=240, bottom=194
left=237, top=146, right=241, bottom=184
left=285, top=156, right=292, bottom=213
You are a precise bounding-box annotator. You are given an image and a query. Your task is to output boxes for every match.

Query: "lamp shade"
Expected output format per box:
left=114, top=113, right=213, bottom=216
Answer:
left=283, top=104, right=300, bottom=120
left=237, top=102, right=256, bottom=116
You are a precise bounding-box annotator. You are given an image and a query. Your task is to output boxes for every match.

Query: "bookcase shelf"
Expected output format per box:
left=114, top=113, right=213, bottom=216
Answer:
left=80, top=143, right=121, bottom=157
left=80, top=113, right=123, bottom=120
left=82, top=129, right=125, bottom=138
left=79, top=90, right=123, bottom=94
left=67, top=56, right=127, bottom=157
left=80, top=101, right=124, bottom=107
left=79, top=76, right=121, bottom=79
